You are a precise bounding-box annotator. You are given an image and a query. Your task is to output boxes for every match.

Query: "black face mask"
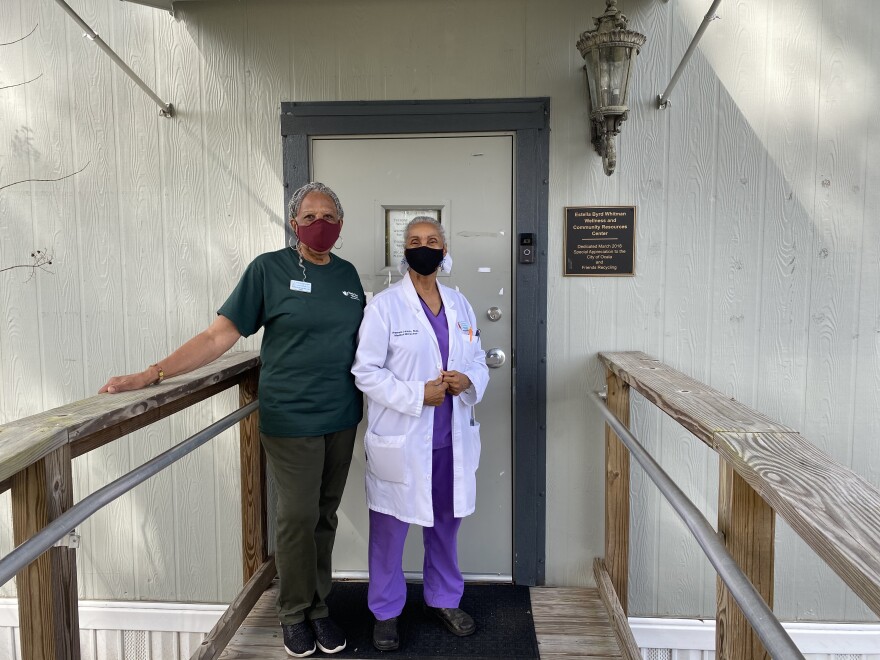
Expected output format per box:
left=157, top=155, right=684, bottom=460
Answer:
left=404, top=246, right=445, bottom=276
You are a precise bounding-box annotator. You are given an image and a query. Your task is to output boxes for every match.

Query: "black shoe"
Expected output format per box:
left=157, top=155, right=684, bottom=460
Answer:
left=310, top=616, right=346, bottom=654
left=373, top=616, right=400, bottom=651
left=282, top=621, right=316, bottom=657
left=428, top=606, right=476, bottom=636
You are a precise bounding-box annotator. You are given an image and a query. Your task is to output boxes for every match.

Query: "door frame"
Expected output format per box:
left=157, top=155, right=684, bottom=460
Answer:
left=280, top=98, right=549, bottom=586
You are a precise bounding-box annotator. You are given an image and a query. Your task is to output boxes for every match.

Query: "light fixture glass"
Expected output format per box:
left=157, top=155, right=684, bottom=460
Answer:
left=577, top=0, right=646, bottom=175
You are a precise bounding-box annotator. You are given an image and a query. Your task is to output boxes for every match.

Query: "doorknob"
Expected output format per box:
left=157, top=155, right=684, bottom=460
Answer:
left=485, top=348, right=506, bottom=368
left=487, top=306, right=502, bottom=321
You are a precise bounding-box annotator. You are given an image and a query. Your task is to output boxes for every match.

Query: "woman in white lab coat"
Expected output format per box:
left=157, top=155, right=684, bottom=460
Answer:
left=351, top=217, right=489, bottom=652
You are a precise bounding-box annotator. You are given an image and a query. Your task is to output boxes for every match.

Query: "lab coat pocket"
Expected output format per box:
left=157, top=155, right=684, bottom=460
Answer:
left=364, top=431, right=408, bottom=484
left=469, top=421, right=482, bottom=466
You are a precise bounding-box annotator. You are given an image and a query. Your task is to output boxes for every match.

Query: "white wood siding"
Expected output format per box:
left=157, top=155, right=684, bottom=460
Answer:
left=0, top=0, right=878, bottom=622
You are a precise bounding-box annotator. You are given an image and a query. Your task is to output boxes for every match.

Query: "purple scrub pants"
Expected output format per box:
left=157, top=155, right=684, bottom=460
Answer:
left=368, top=445, right=463, bottom=620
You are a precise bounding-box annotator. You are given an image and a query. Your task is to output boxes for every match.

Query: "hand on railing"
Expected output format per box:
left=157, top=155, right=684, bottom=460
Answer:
left=99, top=368, right=159, bottom=394
left=98, top=316, right=242, bottom=394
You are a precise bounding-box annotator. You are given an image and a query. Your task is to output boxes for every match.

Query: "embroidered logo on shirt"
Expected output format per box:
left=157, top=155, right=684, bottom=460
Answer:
left=342, top=290, right=360, bottom=301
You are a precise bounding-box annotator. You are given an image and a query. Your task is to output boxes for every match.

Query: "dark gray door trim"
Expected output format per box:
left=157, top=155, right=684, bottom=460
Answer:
left=280, top=98, right=549, bottom=586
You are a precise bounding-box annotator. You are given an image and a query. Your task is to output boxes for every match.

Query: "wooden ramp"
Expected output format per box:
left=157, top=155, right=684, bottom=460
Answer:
left=218, top=583, right=624, bottom=659
left=530, top=587, right=625, bottom=659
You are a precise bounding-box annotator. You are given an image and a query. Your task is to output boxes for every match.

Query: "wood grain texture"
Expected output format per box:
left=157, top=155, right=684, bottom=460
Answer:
left=604, top=371, right=630, bottom=613
left=190, top=557, right=276, bottom=660
left=108, top=0, right=171, bottom=604
left=807, top=0, right=869, bottom=462
left=70, top=379, right=243, bottom=459
left=530, top=586, right=623, bottom=659
left=180, top=632, right=208, bottom=658
left=68, top=0, right=131, bottom=600
left=604, top=351, right=880, bottom=620
left=0, top=0, right=44, bottom=434
left=799, top=0, right=872, bottom=620
left=659, top=0, right=724, bottom=615
left=716, top=463, right=774, bottom=660
left=243, top=0, right=289, bottom=260
left=0, top=0, right=44, bottom=597
left=524, top=0, right=602, bottom=589
left=0, top=353, right=260, bottom=481
left=616, top=0, right=671, bottom=614
left=755, top=0, right=820, bottom=429
left=599, top=352, right=793, bottom=446
left=755, top=0, right=823, bottom=621
left=571, top=0, right=621, bottom=588
left=593, top=559, right=641, bottom=660
left=238, top=369, right=266, bottom=583
left=848, top=0, right=880, bottom=622
left=12, top=445, right=80, bottom=660
left=709, top=0, right=769, bottom=412
left=289, top=3, right=338, bottom=102
left=154, top=3, right=218, bottom=603
left=715, top=430, right=880, bottom=617
left=18, top=0, right=82, bottom=419
left=0, top=426, right=70, bottom=495
left=2, top=0, right=880, bottom=620
left=194, top=2, right=251, bottom=601
left=215, top=582, right=623, bottom=659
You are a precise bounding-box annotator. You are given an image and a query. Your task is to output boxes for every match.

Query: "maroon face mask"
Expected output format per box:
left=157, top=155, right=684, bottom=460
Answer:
left=295, top=219, right=342, bottom=253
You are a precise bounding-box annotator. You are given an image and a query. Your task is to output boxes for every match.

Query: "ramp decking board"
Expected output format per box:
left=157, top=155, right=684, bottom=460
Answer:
left=217, top=583, right=623, bottom=659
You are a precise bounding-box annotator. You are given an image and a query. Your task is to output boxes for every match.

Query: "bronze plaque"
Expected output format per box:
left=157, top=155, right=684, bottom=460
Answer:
left=564, top=206, right=636, bottom=276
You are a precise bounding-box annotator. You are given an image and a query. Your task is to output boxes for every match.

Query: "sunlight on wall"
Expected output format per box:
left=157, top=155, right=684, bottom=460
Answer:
left=674, top=0, right=874, bottom=239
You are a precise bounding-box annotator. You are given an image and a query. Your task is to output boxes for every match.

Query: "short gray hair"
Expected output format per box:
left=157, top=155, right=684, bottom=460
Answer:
left=404, top=216, right=446, bottom=246
left=288, top=182, right=344, bottom=220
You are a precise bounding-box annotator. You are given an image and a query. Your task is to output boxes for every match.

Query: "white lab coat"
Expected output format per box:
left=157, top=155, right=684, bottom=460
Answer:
left=351, top=272, right=489, bottom=526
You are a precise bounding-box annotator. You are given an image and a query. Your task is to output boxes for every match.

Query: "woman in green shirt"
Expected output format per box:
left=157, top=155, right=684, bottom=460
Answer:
left=100, top=182, right=364, bottom=658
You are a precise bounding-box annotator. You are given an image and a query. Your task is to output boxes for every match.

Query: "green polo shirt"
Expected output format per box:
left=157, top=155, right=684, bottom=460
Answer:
left=218, top=248, right=365, bottom=437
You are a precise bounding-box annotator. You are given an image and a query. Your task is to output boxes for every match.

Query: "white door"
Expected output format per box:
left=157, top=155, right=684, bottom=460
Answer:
left=314, top=134, right=514, bottom=579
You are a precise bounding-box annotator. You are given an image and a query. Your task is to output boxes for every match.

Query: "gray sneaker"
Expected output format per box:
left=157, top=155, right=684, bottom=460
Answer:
left=282, top=621, right=316, bottom=657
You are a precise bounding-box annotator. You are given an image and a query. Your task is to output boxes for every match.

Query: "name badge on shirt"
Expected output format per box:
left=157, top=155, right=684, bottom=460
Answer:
left=290, top=280, right=312, bottom=293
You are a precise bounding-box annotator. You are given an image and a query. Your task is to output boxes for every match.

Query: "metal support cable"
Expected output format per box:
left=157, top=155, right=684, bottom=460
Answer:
left=657, top=0, right=724, bottom=109
left=0, top=399, right=258, bottom=588
left=53, top=0, right=174, bottom=117
left=590, top=391, right=805, bottom=659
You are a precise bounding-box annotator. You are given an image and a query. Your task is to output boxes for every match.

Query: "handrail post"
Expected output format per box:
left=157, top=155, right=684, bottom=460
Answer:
left=12, top=442, right=81, bottom=660
left=604, top=368, right=630, bottom=612
left=239, top=366, right=267, bottom=582
left=717, top=462, right=775, bottom=659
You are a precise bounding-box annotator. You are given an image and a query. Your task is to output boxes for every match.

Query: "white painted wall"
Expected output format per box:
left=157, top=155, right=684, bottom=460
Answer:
left=0, top=0, right=878, bottom=623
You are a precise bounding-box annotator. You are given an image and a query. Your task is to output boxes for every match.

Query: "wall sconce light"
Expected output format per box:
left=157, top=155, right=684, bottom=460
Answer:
left=576, top=0, right=646, bottom=175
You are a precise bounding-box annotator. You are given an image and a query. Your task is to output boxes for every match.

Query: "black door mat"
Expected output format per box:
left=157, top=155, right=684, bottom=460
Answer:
left=324, top=581, right=540, bottom=659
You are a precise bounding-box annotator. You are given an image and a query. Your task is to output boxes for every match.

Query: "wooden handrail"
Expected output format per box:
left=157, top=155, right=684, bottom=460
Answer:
left=0, top=351, right=260, bottom=488
left=716, top=430, right=880, bottom=615
left=600, top=352, right=793, bottom=444
left=0, top=350, right=265, bottom=660
left=598, top=351, right=880, bottom=659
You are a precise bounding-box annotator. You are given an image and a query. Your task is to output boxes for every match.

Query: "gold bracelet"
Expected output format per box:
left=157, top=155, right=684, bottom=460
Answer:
left=149, top=364, right=165, bottom=385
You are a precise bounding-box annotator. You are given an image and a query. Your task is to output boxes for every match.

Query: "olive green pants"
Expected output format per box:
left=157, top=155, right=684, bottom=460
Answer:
left=261, top=427, right=357, bottom=625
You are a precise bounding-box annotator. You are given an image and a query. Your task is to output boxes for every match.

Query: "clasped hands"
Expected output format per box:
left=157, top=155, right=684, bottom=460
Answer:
left=423, top=370, right=472, bottom=406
